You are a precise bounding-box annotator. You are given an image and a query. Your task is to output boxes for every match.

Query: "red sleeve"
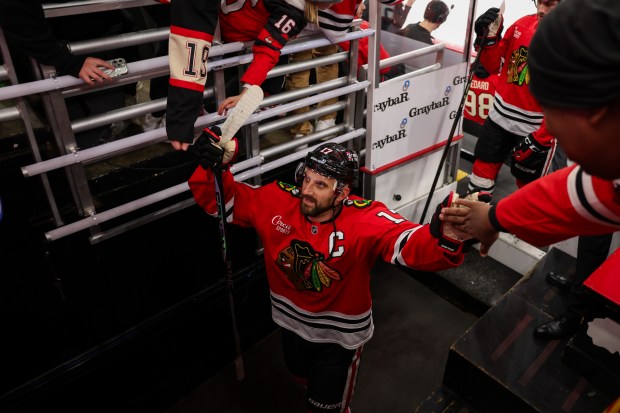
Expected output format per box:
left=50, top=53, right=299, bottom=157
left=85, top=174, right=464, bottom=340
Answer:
left=188, top=166, right=231, bottom=218
left=357, top=202, right=464, bottom=270
left=188, top=165, right=262, bottom=229
left=398, top=225, right=465, bottom=268
left=240, top=2, right=306, bottom=87
left=495, top=165, right=620, bottom=246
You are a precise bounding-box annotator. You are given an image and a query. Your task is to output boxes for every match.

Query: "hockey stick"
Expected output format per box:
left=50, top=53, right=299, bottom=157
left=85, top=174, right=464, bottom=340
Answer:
left=419, top=27, right=490, bottom=224
left=211, top=85, right=264, bottom=381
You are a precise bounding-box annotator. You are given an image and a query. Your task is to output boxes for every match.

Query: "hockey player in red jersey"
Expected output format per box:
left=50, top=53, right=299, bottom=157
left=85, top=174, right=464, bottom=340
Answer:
left=165, top=0, right=401, bottom=151
left=466, top=0, right=560, bottom=195
left=440, top=0, right=620, bottom=262
left=463, top=64, right=498, bottom=137
left=189, top=139, right=477, bottom=412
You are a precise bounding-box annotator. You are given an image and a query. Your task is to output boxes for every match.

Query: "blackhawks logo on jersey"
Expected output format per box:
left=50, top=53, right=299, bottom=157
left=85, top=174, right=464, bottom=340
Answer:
left=276, top=181, right=301, bottom=197
left=276, top=240, right=341, bottom=292
left=507, top=46, right=530, bottom=86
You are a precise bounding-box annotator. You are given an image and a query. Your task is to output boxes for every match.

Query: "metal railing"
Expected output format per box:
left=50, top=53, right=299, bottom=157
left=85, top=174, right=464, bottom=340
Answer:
left=1, top=0, right=452, bottom=243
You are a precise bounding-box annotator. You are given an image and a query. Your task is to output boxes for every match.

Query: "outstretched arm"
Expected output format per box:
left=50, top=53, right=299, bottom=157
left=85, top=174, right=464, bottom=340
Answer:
left=439, top=200, right=498, bottom=256
left=441, top=165, right=620, bottom=254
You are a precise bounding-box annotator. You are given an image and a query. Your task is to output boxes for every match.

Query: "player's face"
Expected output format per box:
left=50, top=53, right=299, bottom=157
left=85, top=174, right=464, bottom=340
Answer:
left=542, top=101, right=620, bottom=180
left=300, top=168, right=342, bottom=221
left=536, top=0, right=559, bottom=22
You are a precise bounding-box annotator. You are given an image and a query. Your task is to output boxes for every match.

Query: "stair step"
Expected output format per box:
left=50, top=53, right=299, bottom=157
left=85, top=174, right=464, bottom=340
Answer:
left=441, top=249, right=613, bottom=413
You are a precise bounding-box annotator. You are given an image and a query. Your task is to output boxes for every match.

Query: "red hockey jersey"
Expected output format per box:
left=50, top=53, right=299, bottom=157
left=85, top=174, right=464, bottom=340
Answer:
left=494, top=165, right=620, bottom=246
left=464, top=71, right=497, bottom=126
left=479, top=14, right=553, bottom=146
left=188, top=166, right=463, bottom=349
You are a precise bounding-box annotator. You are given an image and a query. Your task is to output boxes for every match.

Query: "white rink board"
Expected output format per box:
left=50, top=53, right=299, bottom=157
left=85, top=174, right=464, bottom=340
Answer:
left=369, top=62, right=467, bottom=171
left=373, top=147, right=451, bottom=212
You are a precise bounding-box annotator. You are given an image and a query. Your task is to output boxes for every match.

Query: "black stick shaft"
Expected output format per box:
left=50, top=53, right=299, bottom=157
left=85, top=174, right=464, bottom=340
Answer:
left=213, top=166, right=245, bottom=381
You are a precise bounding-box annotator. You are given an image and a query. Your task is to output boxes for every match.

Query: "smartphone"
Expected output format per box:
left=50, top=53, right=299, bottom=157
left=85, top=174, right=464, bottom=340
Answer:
left=101, top=58, right=128, bottom=77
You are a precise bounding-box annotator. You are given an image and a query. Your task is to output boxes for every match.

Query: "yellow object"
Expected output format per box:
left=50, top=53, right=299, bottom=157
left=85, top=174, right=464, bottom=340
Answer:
left=456, top=169, right=469, bottom=182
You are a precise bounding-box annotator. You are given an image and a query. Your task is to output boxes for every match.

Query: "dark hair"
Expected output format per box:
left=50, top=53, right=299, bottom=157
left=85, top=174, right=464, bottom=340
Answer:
left=424, top=0, right=450, bottom=24
left=295, top=143, right=359, bottom=191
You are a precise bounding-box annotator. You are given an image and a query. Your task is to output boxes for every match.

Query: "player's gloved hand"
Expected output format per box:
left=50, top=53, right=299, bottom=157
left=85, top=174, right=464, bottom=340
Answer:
left=474, top=7, right=503, bottom=49
left=430, top=191, right=492, bottom=255
left=510, top=134, right=551, bottom=183
left=511, top=133, right=549, bottom=162
left=191, top=126, right=238, bottom=170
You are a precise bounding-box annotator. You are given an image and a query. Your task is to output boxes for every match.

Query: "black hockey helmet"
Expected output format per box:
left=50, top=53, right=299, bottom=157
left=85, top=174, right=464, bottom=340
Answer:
left=295, top=143, right=359, bottom=192
left=424, top=0, right=452, bottom=24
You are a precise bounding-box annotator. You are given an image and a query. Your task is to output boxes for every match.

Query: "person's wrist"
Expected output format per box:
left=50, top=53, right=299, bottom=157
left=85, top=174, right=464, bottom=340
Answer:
left=488, top=204, right=507, bottom=233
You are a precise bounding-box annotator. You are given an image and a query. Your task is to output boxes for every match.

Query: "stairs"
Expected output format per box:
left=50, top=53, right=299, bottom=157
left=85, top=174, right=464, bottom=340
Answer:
left=416, top=248, right=615, bottom=413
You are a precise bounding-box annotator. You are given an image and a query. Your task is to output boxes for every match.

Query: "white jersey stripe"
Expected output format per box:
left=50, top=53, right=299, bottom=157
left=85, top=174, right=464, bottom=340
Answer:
left=568, top=167, right=620, bottom=226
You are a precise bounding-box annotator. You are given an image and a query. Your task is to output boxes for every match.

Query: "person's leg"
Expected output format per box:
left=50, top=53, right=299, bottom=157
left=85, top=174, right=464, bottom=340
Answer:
left=468, top=119, right=513, bottom=194
left=280, top=328, right=362, bottom=413
left=551, top=143, right=568, bottom=173
left=281, top=328, right=310, bottom=387
left=564, top=233, right=614, bottom=317
left=286, top=48, right=315, bottom=137
left=534, top=233, right=613, bottom=339
left=305, top=341, right=362, bottom=412
left=314, top=44, right=339, bottom=131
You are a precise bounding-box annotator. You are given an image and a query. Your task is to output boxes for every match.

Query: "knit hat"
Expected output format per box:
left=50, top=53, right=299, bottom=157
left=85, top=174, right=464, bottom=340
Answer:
left=528, top=0, right=620, bottom=108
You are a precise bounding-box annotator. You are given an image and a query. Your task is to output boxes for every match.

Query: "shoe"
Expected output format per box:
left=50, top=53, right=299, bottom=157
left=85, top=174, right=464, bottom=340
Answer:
left=466, top=179, right=494, bottom=196
left=315, top=118, right=336, bottom=132
left=124, top=94, right=144, bottom=127
left=109, top=121, right=127, bottom=139
left=545, top=271, right=572, bottom=292
left=142, top=113, right=166, bottom=132
left=533, top=315, right=579, bottom=339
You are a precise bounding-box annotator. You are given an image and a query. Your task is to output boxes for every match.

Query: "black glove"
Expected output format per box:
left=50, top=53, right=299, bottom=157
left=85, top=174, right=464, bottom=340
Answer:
left=430, top=192, right=493, bottom=255
left=510, top=134, right=551, bottom=183
left=474, top=8, right=499, bottom=36
left=191, top=126, right=238, bottom=170
left=473, top=7, right=503, bottom=49
left=430, top=192, right=467, bottom=255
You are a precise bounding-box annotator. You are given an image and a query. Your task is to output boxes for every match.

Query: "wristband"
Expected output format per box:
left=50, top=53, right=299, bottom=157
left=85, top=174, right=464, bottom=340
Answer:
left=488, top=204, right=508, bottom=233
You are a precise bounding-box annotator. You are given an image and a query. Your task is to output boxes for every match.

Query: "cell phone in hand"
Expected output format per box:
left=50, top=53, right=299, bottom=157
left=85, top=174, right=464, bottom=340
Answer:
left=101, top=58, right=128, bottom=77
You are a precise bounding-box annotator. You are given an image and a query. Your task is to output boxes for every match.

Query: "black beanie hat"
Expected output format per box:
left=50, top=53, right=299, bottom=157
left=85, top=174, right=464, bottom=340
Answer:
left=529, top=0, right=620, bottom=108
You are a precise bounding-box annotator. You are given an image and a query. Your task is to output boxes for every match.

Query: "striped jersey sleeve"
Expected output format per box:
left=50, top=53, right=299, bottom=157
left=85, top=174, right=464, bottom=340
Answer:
left=495, top=165, right=620, bottom=246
